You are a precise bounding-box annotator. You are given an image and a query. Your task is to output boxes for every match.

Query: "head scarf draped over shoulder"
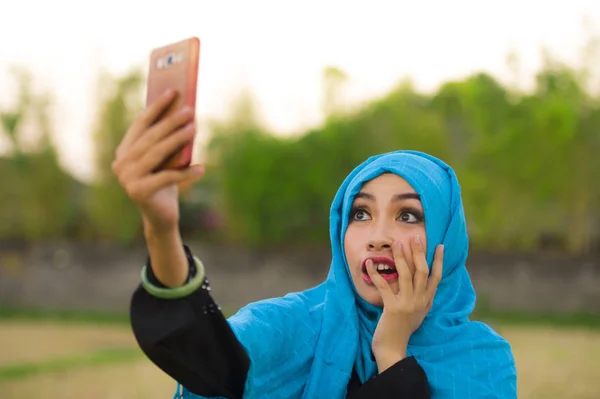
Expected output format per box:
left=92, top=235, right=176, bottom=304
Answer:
left=181, top=150, right=517, bottom=399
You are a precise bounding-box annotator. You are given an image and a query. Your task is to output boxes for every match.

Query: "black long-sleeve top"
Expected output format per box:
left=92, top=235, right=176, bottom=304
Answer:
left=130, top=245, right=431, bottom=398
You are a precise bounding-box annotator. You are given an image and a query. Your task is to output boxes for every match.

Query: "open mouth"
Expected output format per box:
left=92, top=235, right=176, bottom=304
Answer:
left=361, top=256, right=398, bottom=284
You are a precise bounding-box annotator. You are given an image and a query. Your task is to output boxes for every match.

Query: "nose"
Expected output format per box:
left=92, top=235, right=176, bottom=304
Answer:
left=367, top=224, right=393, bottom=251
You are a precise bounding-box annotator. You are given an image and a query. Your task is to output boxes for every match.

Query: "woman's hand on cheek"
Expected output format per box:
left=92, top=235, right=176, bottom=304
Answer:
left=367, top=237, right=444, bottom=373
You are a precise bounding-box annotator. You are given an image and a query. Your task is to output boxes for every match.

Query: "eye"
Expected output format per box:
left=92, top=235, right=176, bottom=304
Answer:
left=351, top=208, right=371, bottom=221
left=399, top=212, right=420, bottom=223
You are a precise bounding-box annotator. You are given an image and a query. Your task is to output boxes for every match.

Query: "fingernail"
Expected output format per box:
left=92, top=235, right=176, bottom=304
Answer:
left=190, top=165, right=204, bottom=175
left=163, top=89, right=174, bottom=98
left=394, top=241, right=402, bottom=252
left=440, top=244, right=444, bottom=253
left=416, top=235, right=422, bottom=245
left=179, top=106, right=193, bottom=116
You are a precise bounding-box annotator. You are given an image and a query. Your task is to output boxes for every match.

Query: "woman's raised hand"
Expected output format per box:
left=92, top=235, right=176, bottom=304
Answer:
left=367, top=236, right=443, bottom=372
left=111, top=89, right=205, bottom=233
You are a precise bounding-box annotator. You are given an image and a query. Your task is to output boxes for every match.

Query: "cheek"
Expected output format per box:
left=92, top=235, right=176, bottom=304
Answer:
left=343, top=227, right=364, bottom=270
left=343, top=229, right=357, bottom=261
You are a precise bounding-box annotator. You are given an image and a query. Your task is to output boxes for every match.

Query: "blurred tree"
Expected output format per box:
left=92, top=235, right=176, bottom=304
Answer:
left=205, top=36, right=600, bottom=253
left=0, top=66, right=76, bottom=241
left=2, top=33, right=599, bottom=255
left=322, top=66, right=349, bottom=118
left=205, top=90, right=276, bottom=246
left=83, top=68, right=145, bottom=244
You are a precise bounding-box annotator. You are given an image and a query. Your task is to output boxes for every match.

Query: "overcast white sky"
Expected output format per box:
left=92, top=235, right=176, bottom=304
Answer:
left=0, top=0, right=598, bottom=181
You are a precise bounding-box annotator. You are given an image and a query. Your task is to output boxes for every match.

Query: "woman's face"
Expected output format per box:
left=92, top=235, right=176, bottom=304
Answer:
left=344, top=173, right=427, bottom=306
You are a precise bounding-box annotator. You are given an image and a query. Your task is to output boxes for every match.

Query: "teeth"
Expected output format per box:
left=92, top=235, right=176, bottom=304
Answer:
left=376, top=264, right=392, bottom=271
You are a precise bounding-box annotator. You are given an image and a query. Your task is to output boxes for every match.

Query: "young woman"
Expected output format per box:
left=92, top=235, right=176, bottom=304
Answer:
left=113, top=90, right=517, bottom=398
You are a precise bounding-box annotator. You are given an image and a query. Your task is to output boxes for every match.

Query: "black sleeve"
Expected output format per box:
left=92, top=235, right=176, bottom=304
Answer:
left=347, top=356, right=431, bottom=399
left=129, top=245, right=250, bottom=399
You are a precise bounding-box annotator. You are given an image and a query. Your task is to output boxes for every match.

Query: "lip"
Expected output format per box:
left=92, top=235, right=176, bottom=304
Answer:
left=361, top=255, right=398, bottom=285
left=361, top=256, right=396, bottom=273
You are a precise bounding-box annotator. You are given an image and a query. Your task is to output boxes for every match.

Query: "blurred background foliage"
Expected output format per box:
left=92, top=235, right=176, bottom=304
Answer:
left=1, top=40, right=599, bottom=255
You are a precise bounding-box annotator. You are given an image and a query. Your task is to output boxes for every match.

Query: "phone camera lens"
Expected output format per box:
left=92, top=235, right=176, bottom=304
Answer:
left=166, top=54, right=174, bottom=66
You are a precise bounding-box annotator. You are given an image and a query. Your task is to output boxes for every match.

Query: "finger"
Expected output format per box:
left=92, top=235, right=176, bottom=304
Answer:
left=117, top=90, right=177, bottom=156
left=127, top=165, right=205, bottom=203
left=402, top=234, right=415, bottom=270
left=132, top=121, right=196, bottom=177
left=411, top=234, right=429, bottom=304
left=179, top=164, right=205, bottom=193
left=392, top=241, right=413, bottom=300
left=425, top=287, right=437, bottom=311
left=365, top=259, right=396, bottom=305
left=129, top=108, right=195, bottom=162
left=425, top=244, right=444, bottom=300
left=135, top=89, right=179, bottom=133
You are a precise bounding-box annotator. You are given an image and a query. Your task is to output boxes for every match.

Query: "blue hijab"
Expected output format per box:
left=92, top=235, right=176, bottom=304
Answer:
left=180, top=150, right=517, bottom=398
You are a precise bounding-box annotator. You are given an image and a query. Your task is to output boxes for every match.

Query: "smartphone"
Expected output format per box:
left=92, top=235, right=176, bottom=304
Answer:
left=146, top=37, right=200, bottom=170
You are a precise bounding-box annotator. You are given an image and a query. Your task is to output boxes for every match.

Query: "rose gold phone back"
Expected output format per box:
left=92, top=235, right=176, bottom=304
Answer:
left=146, top=37, right=200, bottom=169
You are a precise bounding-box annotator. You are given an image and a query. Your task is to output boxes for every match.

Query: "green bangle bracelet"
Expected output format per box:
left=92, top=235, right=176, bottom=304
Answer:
left=140, top=256, right=206, bottom=299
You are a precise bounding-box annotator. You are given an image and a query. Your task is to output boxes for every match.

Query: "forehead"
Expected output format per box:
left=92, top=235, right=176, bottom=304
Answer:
left=359, top=172, right=416, bottom=194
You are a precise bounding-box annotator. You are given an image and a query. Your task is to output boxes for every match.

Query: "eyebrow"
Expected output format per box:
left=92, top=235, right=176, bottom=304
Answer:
left=354, top=192, right=421, bottom=202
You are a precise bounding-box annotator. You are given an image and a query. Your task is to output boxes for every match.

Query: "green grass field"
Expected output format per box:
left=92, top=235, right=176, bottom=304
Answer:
left=0, top=313, right=599, bottom=398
